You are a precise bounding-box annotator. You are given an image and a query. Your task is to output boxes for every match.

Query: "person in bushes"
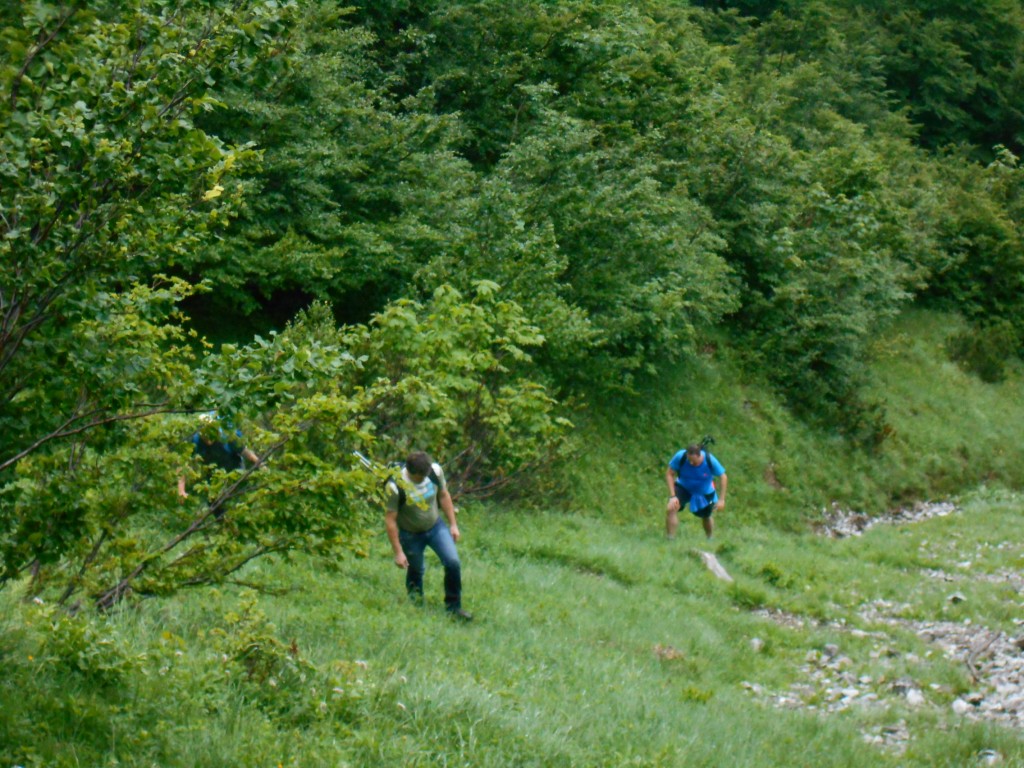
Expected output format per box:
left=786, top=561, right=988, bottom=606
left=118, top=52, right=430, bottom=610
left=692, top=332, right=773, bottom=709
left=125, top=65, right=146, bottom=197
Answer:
left=177, top=412, right=261, bottom=512
left=665, top=443, right=727, bottom=540
left=384, top=451, right=473, bottom=622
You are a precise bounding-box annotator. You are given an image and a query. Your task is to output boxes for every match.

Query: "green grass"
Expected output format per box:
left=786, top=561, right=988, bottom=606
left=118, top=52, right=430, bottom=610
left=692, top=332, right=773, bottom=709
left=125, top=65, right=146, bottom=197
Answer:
left=3, top=309, right=1024, bottom=766
left=5, top=498, right=1022, bottom=766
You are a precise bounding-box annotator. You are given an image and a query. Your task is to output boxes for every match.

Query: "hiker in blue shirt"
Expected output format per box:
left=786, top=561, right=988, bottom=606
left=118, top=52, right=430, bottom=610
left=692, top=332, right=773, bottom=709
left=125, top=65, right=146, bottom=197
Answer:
left=177, top=412, right=260, bottom=506
left=665, top=443, right=728, bottom=540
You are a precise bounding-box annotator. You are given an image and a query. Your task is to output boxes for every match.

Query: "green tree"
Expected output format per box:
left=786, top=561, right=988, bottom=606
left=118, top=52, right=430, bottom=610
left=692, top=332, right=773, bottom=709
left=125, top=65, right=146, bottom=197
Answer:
left=184, top=0, right=477, bottom=329
left=349, top=1, right=740, bottom=391
left=674, top=14, right=935, bottom=431
left=924, top=146, right=1024, bottom=345
left=851, top=0, right=1024, bottom=156
left=0, top=0, right=292, bottom=468
left=0, top=1, right=288, bottom=578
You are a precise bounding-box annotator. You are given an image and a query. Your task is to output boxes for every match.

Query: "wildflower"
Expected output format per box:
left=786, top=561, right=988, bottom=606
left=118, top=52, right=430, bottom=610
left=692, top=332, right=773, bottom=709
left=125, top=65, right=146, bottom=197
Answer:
left=397, top=702, right=407, bottom=711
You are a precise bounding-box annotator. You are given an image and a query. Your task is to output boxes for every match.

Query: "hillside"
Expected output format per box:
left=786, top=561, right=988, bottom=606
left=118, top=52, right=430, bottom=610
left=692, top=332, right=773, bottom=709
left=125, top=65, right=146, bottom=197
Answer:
left=3, top=309, right=1024, bottom=767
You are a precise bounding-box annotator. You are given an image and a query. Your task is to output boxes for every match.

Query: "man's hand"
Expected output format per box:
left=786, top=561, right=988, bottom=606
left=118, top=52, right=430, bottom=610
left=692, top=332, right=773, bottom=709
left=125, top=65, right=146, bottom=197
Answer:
left=394, top=552, right=409, bottom=569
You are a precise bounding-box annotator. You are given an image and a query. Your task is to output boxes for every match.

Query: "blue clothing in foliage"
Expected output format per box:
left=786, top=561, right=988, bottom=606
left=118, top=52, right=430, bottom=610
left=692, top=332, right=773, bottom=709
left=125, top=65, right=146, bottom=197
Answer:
left=668, top=450, right=725, bottom=514
left=190, top=429, right=248, bottom=472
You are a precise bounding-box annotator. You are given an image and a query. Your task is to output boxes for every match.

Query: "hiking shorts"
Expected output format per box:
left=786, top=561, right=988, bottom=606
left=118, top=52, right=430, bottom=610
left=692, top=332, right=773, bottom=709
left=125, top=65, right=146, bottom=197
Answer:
left=675, top=485, right=714, bottom=518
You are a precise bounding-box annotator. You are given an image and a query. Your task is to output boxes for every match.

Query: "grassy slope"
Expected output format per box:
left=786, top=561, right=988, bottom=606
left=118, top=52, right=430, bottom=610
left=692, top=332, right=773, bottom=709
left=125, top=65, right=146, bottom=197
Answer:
left=3, top=309, right=1024, bottom=767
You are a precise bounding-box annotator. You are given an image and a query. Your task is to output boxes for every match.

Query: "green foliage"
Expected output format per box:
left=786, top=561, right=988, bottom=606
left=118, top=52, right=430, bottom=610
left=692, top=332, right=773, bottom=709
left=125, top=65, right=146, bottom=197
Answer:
left=208, top=591, right=357, bottom=724
left=0, top=0, right=290, bottom=585
left=185, top=0, right=476, bottom=324
left=756, top=561, right=794, bottom=589
left=850, top=0, right=1024, bottom=155
left=340, top=283, right=572, bottom=497
left=924, top=147, right=1024, bottom=339
left=685, top=0, right=1024, bottom=422
left=3, top=0, right=1024, bottom=625
left=0, top=279, right=199, bottom=581
left=39, top=607, right=143, bottom=687
left=947, top=318, right=1020, bottom=383
left=0, top=0, right=281, bottom=465
left=4, top=312, right=1024, bottom=766
left=0, top=589, right=391, bottom=767
left=1, top=300, right=371, bottom=606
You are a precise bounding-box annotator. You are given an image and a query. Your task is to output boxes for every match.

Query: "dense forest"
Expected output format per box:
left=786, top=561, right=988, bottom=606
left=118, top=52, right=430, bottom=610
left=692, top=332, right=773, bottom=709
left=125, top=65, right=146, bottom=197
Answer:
left=2, top=0, right=1023, bottom=612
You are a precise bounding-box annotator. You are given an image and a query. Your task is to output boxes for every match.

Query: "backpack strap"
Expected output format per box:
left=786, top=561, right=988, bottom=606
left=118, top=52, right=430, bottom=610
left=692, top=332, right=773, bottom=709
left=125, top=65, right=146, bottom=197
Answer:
left=393, top=466, right=441, bottom=508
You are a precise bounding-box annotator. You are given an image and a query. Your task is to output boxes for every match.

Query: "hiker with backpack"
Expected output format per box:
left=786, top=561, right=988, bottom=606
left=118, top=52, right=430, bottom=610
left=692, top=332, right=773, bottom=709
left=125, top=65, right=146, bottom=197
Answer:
left=665, top=442, right=727, bottom=540
left=384, top=451, right=472, bottom=621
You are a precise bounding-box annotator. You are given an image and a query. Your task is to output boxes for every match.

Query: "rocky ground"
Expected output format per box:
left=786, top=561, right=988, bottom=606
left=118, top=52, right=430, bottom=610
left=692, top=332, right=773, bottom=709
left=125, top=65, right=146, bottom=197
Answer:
left=815, top=499, right=959, bottom=538
left=742, top=502, right=1023, bottom=761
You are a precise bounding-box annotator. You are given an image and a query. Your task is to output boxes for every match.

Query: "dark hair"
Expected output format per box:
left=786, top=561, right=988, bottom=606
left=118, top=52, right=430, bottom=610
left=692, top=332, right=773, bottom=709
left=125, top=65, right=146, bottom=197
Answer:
left=685, top=444, right=703, bottom=456
left=405, top=451, right=433, bottom=477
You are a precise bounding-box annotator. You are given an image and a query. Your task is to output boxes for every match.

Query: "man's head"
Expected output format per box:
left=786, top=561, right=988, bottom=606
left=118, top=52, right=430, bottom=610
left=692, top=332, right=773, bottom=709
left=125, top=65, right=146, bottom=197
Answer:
left=685, top=444, right=705, bottom=466
left=197, top=412, right=221, bottom=444
left=405, top=451, right=433, bottom=481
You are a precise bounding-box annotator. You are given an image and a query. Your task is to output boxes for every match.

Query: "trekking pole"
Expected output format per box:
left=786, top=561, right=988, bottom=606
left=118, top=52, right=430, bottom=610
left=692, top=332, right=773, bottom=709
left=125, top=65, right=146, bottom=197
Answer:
left=352, top=450, right=377, bottom=471
left=352, top=450, right=395, bottom=486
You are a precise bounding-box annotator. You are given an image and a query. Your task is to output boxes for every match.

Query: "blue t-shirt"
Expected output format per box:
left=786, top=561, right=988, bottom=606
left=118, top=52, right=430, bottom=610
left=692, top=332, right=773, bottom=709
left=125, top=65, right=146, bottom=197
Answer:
left=190, top=430, right=246, bottom=472
left=668, top=450, right=725, bottom=512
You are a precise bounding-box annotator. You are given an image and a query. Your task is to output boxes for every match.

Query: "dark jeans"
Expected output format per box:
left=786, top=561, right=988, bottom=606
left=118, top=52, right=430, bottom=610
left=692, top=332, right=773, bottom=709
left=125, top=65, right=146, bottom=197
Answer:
left=399, top=517, right=462, bottom=611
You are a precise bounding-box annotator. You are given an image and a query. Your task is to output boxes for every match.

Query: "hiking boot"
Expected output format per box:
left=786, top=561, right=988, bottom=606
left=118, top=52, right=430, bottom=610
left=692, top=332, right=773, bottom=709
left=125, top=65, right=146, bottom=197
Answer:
left=447, top=608, right=473, bottom=622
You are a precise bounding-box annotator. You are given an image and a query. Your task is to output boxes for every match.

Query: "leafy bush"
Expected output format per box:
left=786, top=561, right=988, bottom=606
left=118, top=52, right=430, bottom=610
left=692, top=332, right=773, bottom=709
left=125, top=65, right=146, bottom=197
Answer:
left=341, top=282, right=573, bottom=497
left=947, top=319, right=1020, bottom=383
left=207, top=591, right=374, bottom=726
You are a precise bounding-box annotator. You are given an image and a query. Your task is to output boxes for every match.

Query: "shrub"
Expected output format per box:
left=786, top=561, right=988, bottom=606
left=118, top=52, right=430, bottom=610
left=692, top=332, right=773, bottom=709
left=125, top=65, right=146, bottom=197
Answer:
left=947, top=319, right=1020, bottom=382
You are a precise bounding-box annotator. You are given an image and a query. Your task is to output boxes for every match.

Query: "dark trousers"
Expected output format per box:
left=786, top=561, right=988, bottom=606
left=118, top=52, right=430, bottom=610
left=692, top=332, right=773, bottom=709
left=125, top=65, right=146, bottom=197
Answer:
left=399, top=517, right=462, bottom=610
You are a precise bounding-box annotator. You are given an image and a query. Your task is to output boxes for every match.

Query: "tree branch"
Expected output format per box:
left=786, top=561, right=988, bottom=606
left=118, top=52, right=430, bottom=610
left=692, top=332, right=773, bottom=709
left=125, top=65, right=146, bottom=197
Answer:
left=10, top=7, right=77, bottom=109
left=0, top=403, right=179, bottom=474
